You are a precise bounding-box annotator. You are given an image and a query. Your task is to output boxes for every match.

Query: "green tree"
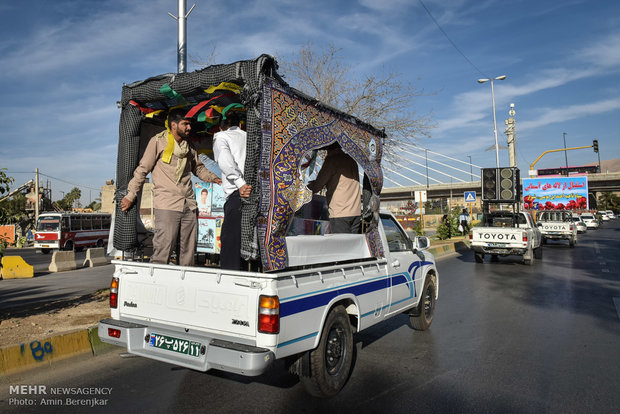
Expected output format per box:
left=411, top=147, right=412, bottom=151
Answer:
left=435, top=207, right=461, bottom=240
left=56, top=187, right=82, bottom=211
left=0, top=168, right=15, bottom=224
left=598, top=192, right=619, bottom=211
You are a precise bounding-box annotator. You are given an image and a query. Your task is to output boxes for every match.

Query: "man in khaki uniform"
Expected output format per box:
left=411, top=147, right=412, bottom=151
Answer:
left=121, top=108, right=221, bottom=265
left=307, top=144, right=361, bottom=233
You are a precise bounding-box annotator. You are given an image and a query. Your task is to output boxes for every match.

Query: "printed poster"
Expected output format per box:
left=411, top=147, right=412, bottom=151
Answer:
left=195, top=182, right=226, bottom=254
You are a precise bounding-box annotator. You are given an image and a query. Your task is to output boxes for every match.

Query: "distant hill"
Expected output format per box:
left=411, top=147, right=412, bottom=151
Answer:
left=585, top=158, right=620, bottom=173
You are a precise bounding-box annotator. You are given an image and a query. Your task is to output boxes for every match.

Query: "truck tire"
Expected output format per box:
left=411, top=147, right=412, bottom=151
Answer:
left=300, top=305, right=353, bottom=398
left=40, top=248, right=50, bottom=254
left=542, top=237, right=547, bottom=245
left=410, top=275, right=437, bottom=331
left=569, top=237, right=575, bottom=248
left=474, top=252, right=484, bottom=263
left=534, top=245, right=543, bottom=259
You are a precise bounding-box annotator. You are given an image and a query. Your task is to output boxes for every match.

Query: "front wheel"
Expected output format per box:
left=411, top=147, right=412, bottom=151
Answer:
left=40, top=248, right=50, bottom=254
left=299, top=305, right=354, bottom=398
left=410, top=275, right=437, bottom=331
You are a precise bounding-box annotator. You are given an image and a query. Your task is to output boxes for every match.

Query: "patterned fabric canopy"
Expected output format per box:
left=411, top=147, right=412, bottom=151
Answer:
left=114, top=55, right=386, bottom=271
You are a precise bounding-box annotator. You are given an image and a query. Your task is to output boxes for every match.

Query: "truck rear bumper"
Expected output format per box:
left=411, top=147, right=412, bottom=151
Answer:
left=471, top=246, right=526, bottom=256
left=98, top=318, right=274, bottom=377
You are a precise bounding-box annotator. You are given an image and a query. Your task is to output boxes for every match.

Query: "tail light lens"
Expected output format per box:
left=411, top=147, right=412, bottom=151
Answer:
left=108, top=328, right=121, bottom=338
left=110, top=277, right=119, bottom=309
left=522, top=232, right=528, bottom=242
left=258, top=295, right=279, bottom=334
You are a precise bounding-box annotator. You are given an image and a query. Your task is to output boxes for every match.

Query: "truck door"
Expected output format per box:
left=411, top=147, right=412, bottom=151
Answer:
left=379, top=214, right=418, bottom=316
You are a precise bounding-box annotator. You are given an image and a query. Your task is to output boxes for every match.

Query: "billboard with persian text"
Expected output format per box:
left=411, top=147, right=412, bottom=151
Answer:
left=522, top=176, right=588, bottom=210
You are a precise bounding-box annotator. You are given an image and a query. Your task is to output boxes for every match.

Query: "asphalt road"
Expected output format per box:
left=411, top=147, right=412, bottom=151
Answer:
left=2, top=221, right=620, bottom=413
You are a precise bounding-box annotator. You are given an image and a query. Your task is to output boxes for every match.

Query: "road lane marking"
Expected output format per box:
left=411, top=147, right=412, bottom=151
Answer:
left=614, top=298, right=620, bottom=322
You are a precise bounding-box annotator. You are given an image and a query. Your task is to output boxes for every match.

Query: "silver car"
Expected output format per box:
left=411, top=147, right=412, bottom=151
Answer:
left=572, top=217, right=587, bottom=233
left=580, top=213, right=599, bottom=229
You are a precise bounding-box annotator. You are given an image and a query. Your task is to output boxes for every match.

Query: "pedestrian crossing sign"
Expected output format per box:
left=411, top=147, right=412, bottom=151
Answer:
left=464, top=191, right=476, bottom=202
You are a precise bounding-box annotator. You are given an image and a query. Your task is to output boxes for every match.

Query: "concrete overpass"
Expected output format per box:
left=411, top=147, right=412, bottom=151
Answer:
left=380, top=171, right=620, bottom=205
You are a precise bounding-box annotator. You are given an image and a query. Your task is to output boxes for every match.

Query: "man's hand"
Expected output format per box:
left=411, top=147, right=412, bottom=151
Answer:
left=121, top=196, right=134, bottom=212
left=239, top=184, right=252, bottom=198
left=213, top=177, right=223, bottom=185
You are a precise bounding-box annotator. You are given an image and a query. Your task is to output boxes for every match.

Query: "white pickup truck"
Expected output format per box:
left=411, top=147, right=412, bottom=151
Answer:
left=537, top=210, right=577, bottom=247
left=99, top=56, right=439, bottom=398
left=469, top=210, right=543, bottom=265
left=99, top=212, right=438, bottom=397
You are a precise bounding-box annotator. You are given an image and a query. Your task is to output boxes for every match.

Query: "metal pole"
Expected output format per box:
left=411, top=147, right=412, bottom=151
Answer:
left=563, top=132, right=568, bottom=171
left=468, top=155, right=473, bottom=181
left=491, top=79, right=500, bottom=168
left=35, top=168, right=39, bottom=222
left=169, top=1, right=196, bottom=74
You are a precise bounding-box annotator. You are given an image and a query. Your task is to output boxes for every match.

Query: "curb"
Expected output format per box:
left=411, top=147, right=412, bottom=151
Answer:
left=1, top=239, right=467, bottom=376
left=0, top=326, right=115, bottom=377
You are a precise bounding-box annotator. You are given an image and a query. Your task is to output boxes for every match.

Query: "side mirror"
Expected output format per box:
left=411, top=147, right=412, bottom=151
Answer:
left=415, top=236, right=431, bottom=251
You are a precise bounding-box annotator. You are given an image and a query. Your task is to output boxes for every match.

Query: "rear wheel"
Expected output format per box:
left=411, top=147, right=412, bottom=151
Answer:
left=569, top=237, right=575, bottom=248
left=96, top=239, right=104, bottom=248
left=410, top=275, right=437, bottom=331
left=299, top=305, right=353, bottom=398
left=40, top=248, right=50, bottom=254
left=534, top=245, right=543, bottom=259
left=523, top=246, right=533, bottom=265
left=474, top=252, right=484, bottom=263
left=64, top=241, right=74, bottom=251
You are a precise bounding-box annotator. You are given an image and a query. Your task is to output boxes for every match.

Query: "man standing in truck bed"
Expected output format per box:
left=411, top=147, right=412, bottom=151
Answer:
left=307, top=143, right=361, bottom=233
left=121, top=108, right=221, bottom=266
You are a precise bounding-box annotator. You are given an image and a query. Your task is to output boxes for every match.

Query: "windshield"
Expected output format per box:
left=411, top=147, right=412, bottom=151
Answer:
left=36, top=216, right=60, bottom=232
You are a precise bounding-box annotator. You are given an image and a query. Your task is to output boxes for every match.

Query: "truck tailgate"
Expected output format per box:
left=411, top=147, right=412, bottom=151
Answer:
left=113, top=261, right=267, bottom=339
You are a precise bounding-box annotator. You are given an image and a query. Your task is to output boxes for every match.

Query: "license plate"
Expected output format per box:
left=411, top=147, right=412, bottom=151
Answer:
left=149, top=333, right=202, bottom=357
left=487, top=243, right=506, bottom=248
left=42, top=244, right=50, bottom=248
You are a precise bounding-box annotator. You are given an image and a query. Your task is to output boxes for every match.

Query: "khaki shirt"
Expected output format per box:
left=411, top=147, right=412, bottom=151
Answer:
left=308, top=148, right=361, bottom=218
left=126, top=130, right=218, bottom=212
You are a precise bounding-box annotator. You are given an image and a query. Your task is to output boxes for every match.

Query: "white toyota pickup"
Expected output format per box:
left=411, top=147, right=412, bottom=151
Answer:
left=469, top=210, right=543, bottom=264
left=537, top=210, right=578, bottom=247
left=98, top=55, right=439, bottom=398
left=99, top=212, right=438, bottom=397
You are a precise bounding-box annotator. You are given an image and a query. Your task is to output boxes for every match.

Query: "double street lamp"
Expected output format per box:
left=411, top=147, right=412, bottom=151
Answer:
left=478, top=75, right=507, bottom=168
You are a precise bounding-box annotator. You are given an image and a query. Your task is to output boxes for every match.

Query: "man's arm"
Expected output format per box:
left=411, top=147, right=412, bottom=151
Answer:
left=121, top=137, right=158, bottom=211
left=307, top=157, right=332, bottom=193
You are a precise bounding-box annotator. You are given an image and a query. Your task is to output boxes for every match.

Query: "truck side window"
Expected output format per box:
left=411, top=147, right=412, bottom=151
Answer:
left=381, top=216, right=409, bottom=252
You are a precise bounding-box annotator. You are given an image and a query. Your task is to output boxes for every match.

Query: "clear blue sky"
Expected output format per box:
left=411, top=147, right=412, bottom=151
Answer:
left=1, top=0, right=619, bottom=202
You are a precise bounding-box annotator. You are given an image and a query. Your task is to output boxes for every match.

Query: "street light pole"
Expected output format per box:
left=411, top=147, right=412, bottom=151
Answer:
left=563, top=132, right=568, bottom=171
left=478, top=75, right=507, bottom=169
left=468, top=155, right=473, bottom=181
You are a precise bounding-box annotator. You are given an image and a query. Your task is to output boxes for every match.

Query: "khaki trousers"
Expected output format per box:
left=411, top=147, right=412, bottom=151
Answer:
left=152, top=202, right=197, bottom=266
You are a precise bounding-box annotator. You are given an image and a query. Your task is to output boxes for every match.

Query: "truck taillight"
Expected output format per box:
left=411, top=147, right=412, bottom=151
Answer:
left=258, top=295, right=279, bottom=334
left=110, top=277, right=119, bottom=309
left=522, top=232, right=528, bottom=242
left=108, top=328, right=121, bottom=338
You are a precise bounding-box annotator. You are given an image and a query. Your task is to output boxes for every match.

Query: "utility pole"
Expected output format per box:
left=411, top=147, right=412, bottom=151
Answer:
left=505, top=103, right=517, bottom=167
left=467, top=155, right=473, bottom=181
left=425, top=149, right=429, bottom=188
left=34, top=168, right=39, bottom=222
left=168, top=0, right=196, bottom=73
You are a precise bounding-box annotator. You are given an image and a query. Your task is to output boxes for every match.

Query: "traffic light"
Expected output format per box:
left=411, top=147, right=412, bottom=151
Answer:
left=593, top=139, right=599, bottom=153
left=481, top=167, right=520, bottom=203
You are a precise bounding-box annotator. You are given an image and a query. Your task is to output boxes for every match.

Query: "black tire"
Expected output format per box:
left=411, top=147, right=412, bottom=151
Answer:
left=75, top=246, right=84, bottom=252
left=40, top=248, right=50, bottom=254
left=474, top=252, right=484, bottom=263
left=411, top=276, right=437, bottom=331
left=64, top=241, right=74, bottom=251
left=534, top=245, right=543, bottom=259
left=96, top=239, right=104, bottom=248
left=300, top=305, right=354, bottom=398
left=569, top=237, right=575, bottom=248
